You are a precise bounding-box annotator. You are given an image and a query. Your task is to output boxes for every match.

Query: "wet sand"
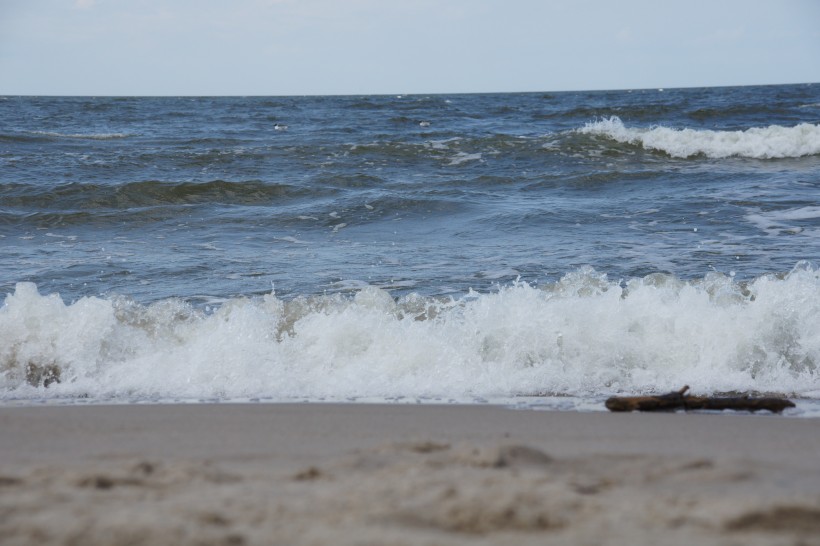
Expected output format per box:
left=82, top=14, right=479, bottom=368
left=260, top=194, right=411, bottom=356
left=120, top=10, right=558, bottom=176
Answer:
left=1, top=404, right=819, bottom=545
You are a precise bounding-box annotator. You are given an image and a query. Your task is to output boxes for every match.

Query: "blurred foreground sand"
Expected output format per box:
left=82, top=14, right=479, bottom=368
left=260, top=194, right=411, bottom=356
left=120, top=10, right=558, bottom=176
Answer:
left=1, top=404, right=819, bottom=545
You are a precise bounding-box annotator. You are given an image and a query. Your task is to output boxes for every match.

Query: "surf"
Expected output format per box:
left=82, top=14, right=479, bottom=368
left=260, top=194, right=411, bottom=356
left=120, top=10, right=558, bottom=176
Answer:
left=578, top=116, right=820, bottom=159
left=2, top=265, right=819, bottom=403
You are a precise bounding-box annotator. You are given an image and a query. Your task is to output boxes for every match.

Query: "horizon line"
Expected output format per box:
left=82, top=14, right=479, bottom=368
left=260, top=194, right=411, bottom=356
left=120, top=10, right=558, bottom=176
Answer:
left=2, top=82, right=816, bottom=99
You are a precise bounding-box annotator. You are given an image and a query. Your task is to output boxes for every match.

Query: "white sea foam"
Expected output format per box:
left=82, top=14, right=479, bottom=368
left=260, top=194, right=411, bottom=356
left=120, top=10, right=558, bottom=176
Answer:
left=578, top=117, right=820, bottom=159
left=2, top=265, right=819, bottom=404
left=427, top=138, right=460, bottom=151
left=276, top=236, right=306, bottom=244
left=447, top=152, right=482, bottom=166
left=745, top=206, right=820, bottom=236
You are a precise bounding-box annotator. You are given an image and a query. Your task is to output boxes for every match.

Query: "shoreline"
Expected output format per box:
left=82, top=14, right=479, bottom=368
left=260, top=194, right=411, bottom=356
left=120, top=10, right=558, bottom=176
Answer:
left=2, top=404, right=820, bottom=544
left=2, top=393, right=818, bottom=418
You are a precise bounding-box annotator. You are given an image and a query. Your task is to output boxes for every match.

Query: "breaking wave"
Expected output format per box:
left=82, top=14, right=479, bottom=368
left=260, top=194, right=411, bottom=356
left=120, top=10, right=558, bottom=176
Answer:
left=578, top=117, right=820, bottom=159
left=2, top=265, right=819, bottom=402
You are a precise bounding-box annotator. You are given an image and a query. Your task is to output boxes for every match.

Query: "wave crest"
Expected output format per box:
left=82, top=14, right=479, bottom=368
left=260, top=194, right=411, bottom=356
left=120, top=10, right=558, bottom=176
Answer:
left=29, top=131, right=132, bottom=140
left=578, top=117, right=820, bottom=159
left=2, top=265, right=819, bottom=402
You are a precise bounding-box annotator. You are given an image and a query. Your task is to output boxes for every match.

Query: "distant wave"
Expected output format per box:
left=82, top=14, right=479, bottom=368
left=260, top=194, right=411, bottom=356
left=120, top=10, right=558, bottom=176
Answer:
left=0, top=180, right=318, bottom=210
left=29, top=131, right=132, bottom=140
left=578, top=117, right=820, bottom=159
left=2, top=265, right=819, bottom=402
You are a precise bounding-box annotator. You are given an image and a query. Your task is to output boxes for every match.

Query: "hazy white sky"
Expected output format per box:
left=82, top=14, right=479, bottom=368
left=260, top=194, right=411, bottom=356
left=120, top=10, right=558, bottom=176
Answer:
left=1, top=0, right=819, bottom=95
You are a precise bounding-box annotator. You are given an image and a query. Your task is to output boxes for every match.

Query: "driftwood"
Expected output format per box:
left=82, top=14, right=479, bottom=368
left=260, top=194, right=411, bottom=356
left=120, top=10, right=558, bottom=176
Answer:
left=605, top=386, right=795, bottom=413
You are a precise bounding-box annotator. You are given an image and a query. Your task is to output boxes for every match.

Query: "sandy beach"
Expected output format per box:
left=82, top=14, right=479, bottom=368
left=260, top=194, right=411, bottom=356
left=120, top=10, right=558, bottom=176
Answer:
left=1, top=404, right=819, bottom=545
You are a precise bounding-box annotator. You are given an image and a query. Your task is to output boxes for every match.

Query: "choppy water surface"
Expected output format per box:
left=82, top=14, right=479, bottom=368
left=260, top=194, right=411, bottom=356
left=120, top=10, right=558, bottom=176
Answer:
left=2, top=85, right=820, bottom=412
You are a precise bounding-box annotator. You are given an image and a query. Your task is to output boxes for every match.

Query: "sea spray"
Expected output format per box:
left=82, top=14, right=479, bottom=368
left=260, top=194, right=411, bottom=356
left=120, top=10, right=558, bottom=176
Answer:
left=2, top=266, right=818, bottom=402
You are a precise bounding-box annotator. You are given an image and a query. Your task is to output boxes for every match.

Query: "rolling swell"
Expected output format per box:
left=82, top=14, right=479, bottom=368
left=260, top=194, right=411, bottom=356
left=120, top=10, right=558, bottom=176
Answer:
left=346, top=134, right=546, bottom=164
left=0, top=180, right=321, bottom=210
left=0, top=131, right=134, bottom=142
left=686, top=104, right=802, bottom=123
left=533, top=103, right=678, bottom=121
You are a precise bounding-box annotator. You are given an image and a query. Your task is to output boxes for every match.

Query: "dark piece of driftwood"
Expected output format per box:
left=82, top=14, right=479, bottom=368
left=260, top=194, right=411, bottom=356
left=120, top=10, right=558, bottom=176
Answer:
left=605, top=386, right=795, bottom=413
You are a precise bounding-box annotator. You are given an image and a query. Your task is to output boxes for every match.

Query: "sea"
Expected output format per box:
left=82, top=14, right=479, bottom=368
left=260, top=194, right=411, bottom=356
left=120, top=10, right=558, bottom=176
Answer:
left=2, top=84, right=820, bottom=415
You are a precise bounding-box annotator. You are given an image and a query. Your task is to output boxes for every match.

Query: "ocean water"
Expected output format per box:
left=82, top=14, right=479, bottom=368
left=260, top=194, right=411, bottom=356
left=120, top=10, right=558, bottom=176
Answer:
left=2, top=84, right=820, bottom=414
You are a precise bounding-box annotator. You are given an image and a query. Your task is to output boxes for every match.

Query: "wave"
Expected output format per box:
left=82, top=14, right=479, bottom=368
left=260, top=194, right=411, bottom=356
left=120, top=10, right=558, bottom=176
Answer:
left=28, top=131, right=132, bottom=140
left=685, top=105, right=795, bottom=121
left=577, top=117, right=820, bottom=159
left=2, top=265, right=819, bottom=402
left=346, top=134, right=541, bottom=166
left=0, top=180, right=321, bottom=210
left=534, top=104, right=677, bottom=121
left=745, top=206, right=820, bottom=236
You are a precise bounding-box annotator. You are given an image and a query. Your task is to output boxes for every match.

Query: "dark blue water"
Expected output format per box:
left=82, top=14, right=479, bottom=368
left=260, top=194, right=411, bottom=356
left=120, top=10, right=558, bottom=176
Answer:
left=2, top=85, right=819, bottom=304
left=2, top=85, right=820, bottom=406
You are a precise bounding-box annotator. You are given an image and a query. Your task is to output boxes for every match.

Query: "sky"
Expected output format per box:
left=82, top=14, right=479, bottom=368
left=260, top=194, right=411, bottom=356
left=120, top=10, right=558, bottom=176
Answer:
left=1, top=0, right=819, bottom=96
